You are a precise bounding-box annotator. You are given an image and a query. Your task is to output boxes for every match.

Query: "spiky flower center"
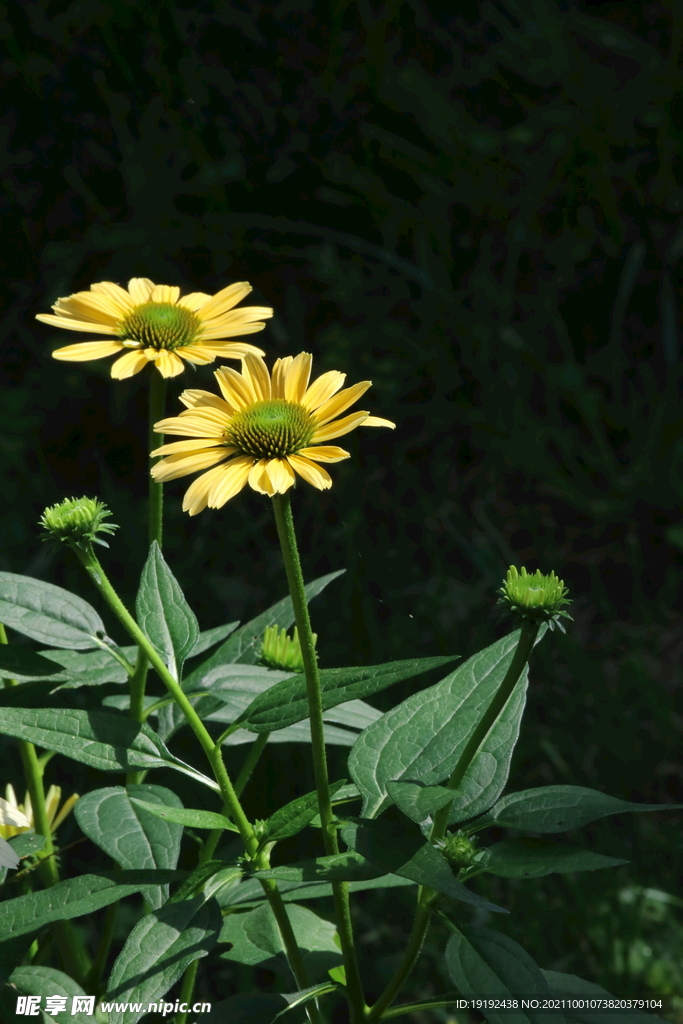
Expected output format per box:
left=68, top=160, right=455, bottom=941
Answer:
left=226, top=399, right=315, bottom=458
left=118, top=302, right=201, bottom=350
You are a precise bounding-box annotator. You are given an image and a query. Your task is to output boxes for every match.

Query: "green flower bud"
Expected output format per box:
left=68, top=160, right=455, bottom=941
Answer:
left=435, top=830, right=477, bottom=870
left=259, top=624, right=316, bottom=673
left=40, top=497, right=118, bottom=550
left=496, top=565, right=572, bottom=632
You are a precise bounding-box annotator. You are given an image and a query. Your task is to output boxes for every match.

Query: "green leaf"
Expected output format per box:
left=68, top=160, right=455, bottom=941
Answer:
left=0, top=571, right=106, bottom=649
left=542, top=970, right=666, bottom=1023
left=74, top=786, right=184, bottom=909
left=223, top=871, right=414, bottom=908
left=235, top=656, right=457, bottom=733
left=10, top=966, right=93, bottom=1023
left=445, top=925, right=564, bottom=1024
left=0, top=708, right=219, bottom=791
left=477, top=839, right=628, bottom=878
left=105, top=896, right=222, bottom=1023
left=0, top=871, right=185, bottom=940
left=129, top=797, right=238, bottom=833
left=272, top=982, right=340, bottom=1020
left=189, top=621, right=240, bottom=658
left=386, top=780, right=461, bottom=823
left=135, top=541, right=199, bottom=681
left=252, top=851, right=385, bottom=884
left=8, top=833, right=48, bottom=859
left=472, top=785, right=683, bottom=834
left=262, top=780, right=347, bottom=843
left=340, top=819, right=506, bottom=913
left=0, top=646, right=65, bottom=681
left=45, top=647, right=134, bottom=689
left=349, top=631, right=528, bottom=820
left=219, top=903, right=343, bottom=982
left=168, top=862, right=236, bottom=905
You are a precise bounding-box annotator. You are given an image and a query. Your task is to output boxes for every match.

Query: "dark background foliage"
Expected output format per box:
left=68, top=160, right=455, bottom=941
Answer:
left=2, top=0, right=683, bottom=1018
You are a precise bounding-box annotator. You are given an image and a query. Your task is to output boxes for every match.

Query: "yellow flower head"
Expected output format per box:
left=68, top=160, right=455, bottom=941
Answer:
left=151, top=352, right=395, bottom=514
left=0, top=783, right=79, bottom=839
left=36, top=278, right=272, bottom=378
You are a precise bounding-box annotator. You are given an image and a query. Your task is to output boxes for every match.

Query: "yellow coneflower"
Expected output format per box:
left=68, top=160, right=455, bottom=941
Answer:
left=0, top=795, right=31, bottom=869
left=0, top=784, right=78, bottom=840
left=36, top=278, right=272, bottom=379
left=151, top=352, right=395, bottom=514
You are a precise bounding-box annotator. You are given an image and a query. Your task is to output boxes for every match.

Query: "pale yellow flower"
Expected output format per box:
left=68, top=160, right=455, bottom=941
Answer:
left=151, top=352, right=395, bottom=514
left=0, top=784, right=78, bottom=839
left=36, top=278, right=272, bottom=378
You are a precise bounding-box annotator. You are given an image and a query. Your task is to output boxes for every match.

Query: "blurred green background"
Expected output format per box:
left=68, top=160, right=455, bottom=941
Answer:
left=1, top=0, right=683, bottom=1019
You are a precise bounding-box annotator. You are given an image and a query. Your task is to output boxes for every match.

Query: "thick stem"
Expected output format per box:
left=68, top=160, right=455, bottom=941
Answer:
left=69, top=546, right=321, bottom=1019
left=1, top=623, right=89, bottom=986
left=272, top=492, right=366, bottom=1022
left=368, top=619, right=540, bottom=1021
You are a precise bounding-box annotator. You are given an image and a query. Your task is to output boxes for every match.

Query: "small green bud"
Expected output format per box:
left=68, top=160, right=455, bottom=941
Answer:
left=39, top=497, right=118, bottom=550
left=496, top=565, right=572, bottom=632
left=259, top=624, right=316, bottom=673
left=435, top=830, right=477, bottom=870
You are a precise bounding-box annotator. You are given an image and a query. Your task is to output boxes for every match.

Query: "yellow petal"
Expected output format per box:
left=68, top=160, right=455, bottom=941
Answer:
left=214, top=366, right=256, bottom=410
left=199, top=321, right=269, bottom=341
left=0, top=797, right=30, bottom=828
left=151, top=448, right=230, bottom=483
left=284, top=352, right=312, bottom=403
left=271, top=356, right=294, bottom=399
left=36, top=313, right=118, bottom=335
left=267, top=457, right=296, bottom=493
left=150, top=284, right=180, bottom=304
left=90, top=282, right=136, bottom=316
left=300, top=370, right=347, bottom=412
left=182, top=464, right=235, bottom=516
left=154, top=409, right=228, bottom=437
left=248, top=458, right=275, bottom=495
left=155, top=349, right=186, bottom=377
left=53, top=293, right=123, bottom=324
left=178, top=390, right=236, bottom=415
left=297, top=445, right=350, bottom=462
left=52, top=793, right=79, bottom=830
left=311, top=411, right=369, bottom=443
left=127, top=278, right=155, bottom=303
left=175, top=345, right=216, bottom=366
left=206, top=456, right=255, bottom=508
left=361, top=416, right=395, bottom=428
left=51, top=340, right=125, bottom=361
left=151, top=438, right=229, bottom=456
left=314, top=381, right=372, bottom=426
left=177, top=291, right=212, bottom=311
left=287, top=454, right=333, bottom=490
left=110, top=351, right=151, bottom=379
left=196, top=282, right=253, bottom=321
left=241, top=353, right=271, bottom=401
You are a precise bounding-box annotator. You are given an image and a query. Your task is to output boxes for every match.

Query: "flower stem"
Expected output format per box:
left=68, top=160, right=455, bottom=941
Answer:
left=148, top=370, right=167, bottom=549
left=367, top=619, right=540, bottom=1021
left=69, top=545, right=322, bottom=1020
left=0, top=623, right=90, bottom=987
left=272, top=492, right=367, bottom=1022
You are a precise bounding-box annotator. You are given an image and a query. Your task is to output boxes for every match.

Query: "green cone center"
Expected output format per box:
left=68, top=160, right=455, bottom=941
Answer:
left=226, top=399, right=315, bottom=458
left=118, top=302, right=201, bottom=350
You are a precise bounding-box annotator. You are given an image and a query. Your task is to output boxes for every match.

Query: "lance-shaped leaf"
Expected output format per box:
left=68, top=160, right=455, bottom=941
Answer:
left=260, top=780, right=347, bottom=844
left=235, top=656, right=457, bottom=733
left=340, top=819, right=506, bottom=913
left=219, top=902, right=343, bottom=981
left=46, top=646, right=136, bottom=689
left=542, top=970, right=666, bottom=1023
left=0, top=571, right=106, bottom=649
left=251, top=851, right=384, bottom=884
left=10, top=967, right=94, bottom=1024
left=105, top=896, right=222, bottom=1024
left=387, top=780, right=461, bottom=823
left=349, top=631, right=527, bottom=819
left=129, top=797, right=238, bottom=833
left=477, top=838, right=628, bottom=879
left=472, top=786, right=683, bottom=834
left=220, top=870, right=413, bottom=908
left=0, top=708, right=218, bottom=791
left=0, top=646, right=65, bottom=681
left=75, top=786, right=184, bottom=909
left=136, top=542, right=199, bottom=681
left=445, top=925, right=564, bottom=1024
left=0, top=871, right=185, bottom=941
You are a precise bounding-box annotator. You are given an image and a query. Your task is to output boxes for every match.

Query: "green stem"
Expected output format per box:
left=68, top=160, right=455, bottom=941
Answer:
left=86, top=899, right=118, bottom=997
left=69, top=545, right=322, bottom=1021
left=148, top=370, right=167, bottom=549
left=127, top=372, right=167, bottom=782
left=175, top=958, right=199, bottom=1024
left=367, top=619, right=539, bottom=1021
left=1, top=623, right=90, bottom=987
left=272, top=492, right=366, bottom=1023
